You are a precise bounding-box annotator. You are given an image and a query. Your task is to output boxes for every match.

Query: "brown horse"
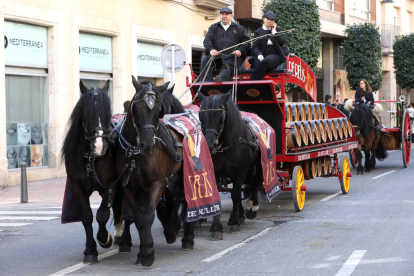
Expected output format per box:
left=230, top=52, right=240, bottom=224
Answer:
left=115, top=77, right=194, bottom=267
left=342, top=100, right=388, bottom=174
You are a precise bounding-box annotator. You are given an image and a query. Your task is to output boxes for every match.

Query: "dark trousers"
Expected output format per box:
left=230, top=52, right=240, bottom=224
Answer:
left=250, top=54, right=282, bottom=80
left=200, top=57, right=234, bottom=82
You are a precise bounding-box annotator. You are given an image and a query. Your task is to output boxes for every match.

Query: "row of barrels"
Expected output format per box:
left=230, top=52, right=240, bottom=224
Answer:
left=285, top=103, right=329, bottom=122
left=304, top=156, right=332, bottom=179
left=286, top=118, right=353, bottom=149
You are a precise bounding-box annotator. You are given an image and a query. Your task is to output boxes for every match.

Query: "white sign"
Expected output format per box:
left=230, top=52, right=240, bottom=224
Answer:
left=79, top=33, right=112, bottom=72
left=4, top=22, right=47, bottom=68
left=137, top=42, right=163, bottom=78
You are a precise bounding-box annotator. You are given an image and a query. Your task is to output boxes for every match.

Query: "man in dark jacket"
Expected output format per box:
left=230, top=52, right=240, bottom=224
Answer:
left=324, top=95, right=332, bottom=106
left=200, top=7, right=250, bottom=82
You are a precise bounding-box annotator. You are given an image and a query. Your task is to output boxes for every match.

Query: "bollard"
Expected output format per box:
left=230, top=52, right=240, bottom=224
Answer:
left=21, top=162, right=28, bottom=203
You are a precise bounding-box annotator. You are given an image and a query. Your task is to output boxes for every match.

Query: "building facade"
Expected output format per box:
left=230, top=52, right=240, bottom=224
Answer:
left=0, top=0, right=231, bottom=187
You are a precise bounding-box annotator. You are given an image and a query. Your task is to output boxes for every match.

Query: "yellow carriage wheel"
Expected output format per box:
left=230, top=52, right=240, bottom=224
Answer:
left=339, top=157, right=351, bottom=194
left=292, top=166, right=306, bottom=212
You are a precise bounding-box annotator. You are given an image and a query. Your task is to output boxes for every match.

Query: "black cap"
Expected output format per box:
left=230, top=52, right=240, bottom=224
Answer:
left=264, top=11, right=276, bottom=20
left=219, top=7, right=233, bottom=14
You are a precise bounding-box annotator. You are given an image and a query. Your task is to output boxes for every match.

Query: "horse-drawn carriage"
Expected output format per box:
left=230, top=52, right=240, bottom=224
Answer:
left=188, top=53, right=358, bottom=212
left=348, top=97, right=411, bottom=169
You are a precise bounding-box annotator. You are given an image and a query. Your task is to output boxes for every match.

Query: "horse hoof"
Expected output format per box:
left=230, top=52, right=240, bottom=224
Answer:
left=239, top=216, right=245, bottom=225
left=97, top=233, right=113, bottom=249
left=208, top=231, right=223, bottom=241
left=181, top=240, right=194, bottom=251
left=357, top=171, right=364, bottom=175
left=118, top=244, right=132, bottom=254
left=227, top=225, right=240, bottom=233
left=245, top=210, right=257, bottom=220
left=137, top=254, right=155, bottom=267
left=113, top=236, right=122, bottom=246
left=83, top=254, right=98, bottom=264
left=166, top=235, right=177, bottom=244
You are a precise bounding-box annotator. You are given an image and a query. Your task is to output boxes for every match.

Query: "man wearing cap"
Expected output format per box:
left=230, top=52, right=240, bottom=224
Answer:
left=250, top=11, right=286, bottom=80
left=200, top=7, right=250, bottom=82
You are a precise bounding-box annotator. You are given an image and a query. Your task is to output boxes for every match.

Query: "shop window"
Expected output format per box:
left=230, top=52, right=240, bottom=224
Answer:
left=6, top=75, right=48, bottom=169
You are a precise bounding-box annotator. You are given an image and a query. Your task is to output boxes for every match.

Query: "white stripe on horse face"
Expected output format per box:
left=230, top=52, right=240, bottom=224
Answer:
left=95, top=119, right=104, bottom=155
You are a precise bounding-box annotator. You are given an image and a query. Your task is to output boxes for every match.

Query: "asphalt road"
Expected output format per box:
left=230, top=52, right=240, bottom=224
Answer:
left=0, top=149, right=413, bottom=276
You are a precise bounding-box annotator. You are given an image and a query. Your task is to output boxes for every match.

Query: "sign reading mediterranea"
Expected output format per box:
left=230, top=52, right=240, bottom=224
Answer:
left=79, top=33, right=112, bottom=72
left=4, top=22, right=47, bottom=67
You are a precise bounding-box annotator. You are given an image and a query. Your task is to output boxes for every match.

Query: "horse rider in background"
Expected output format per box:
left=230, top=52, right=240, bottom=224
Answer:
left=200, top=7, right=250, bottom=83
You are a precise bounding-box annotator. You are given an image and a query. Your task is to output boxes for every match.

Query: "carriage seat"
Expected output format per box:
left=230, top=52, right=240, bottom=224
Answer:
left=210, top=46, right=291, bottom=76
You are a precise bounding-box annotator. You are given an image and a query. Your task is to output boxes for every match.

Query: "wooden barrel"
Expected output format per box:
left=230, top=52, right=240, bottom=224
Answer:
left=322, top=120, right=333, bottom=142
left=323, top=104, right=329, bottom=119
left=318, top=104, right=323, bottom=120
left=304, top=121, right=315, bottom=145
left=317, top=120, right=327, bottom=143
left=290, top=104, right=300, bottom=121
left=299, top=122, right=309, bottom=146
left=310, top=120, right=321, bottom=144
left=285, top=105, right=293, bottom=122
left=323, top=156, right=329, bottom=175
left=310, top=159, right=317, bottom=179
left=297, top=104, right=307, bottom=121
left=328, top=157, right=332, bottom=173
left=306, top=104, right=313, bottom=121
left=329, top=120, right=338, bottom=141
left=333, top=119, right=343, bottom=140
left=317, top=158, right=322, bottom=177
left=347, top=118, right=353, bottom=138
left=312, top=104, right=319, bottom=120
left=286, top=122, right=302, bottom=148
left=303, top=160, right=311, bottom=180
left=340, top=118, right=348, bottom=138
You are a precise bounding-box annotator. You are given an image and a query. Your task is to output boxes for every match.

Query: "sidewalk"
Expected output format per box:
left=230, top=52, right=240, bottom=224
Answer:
left=0, top=177, right=102, bottom=208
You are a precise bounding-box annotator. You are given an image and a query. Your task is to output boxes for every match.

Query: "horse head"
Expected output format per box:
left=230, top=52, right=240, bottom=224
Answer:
left=161, top=84, right=186, bottom=114
left=79, top=80, right=112, bottom=157
left=198, top=92, right=232, bottom=154
left=130, top=75, right=168, bottom=155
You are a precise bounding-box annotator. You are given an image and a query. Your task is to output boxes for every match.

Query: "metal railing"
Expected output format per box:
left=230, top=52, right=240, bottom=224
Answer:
left=381, top=24, right=401, bottom=53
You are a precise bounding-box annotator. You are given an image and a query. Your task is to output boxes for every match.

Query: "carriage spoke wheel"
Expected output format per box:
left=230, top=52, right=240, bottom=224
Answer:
left=339, top=157, right=351, bottom=194
left=349, top=148, right=358, bottom=169
left=402, top=110, right=411, bottom=168
left=292, top=166, right=306, bottom=212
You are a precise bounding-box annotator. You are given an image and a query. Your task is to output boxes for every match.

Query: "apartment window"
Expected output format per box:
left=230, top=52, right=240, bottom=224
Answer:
left=316, top=0, right=334, bottom=11
left=137, top=41, right=164, bottom=84
left=350, top=0, right=370, bottom=20
left=333, top=40, right=345, bottom=70
left=192, top=49, right=204, bottom=76
left=394, top=7, right=400, bottom=27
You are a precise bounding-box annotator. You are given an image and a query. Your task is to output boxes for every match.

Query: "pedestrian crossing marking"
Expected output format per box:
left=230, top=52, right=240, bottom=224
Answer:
left=0, top=211, right=61, bottom=215
left=0, top=223, right=32, bottom=227
left=0, top=216, right=59, bottom=221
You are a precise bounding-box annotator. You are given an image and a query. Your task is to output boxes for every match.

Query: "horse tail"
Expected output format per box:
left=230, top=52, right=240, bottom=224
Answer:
left=375, top=138, right=388, bottom=161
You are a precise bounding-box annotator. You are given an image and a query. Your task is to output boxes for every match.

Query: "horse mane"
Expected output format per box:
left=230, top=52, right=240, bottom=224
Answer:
left=337, top=104, right=350, bottom=117
left=161, top=90, right=185, bottom=114
left=61, top=88, right=112, bottom=173
left=200, top=94, right=249, bottom=145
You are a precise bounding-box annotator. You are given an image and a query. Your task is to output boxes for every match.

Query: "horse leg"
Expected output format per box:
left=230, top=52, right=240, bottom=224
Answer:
left=228, top=174, right=246, bottom=233
left=239, top=201, right=245, bottom=225
left=96, top=194, right=113, bottom=249
left=245, top=164, right=262, bottom=220
left=365, top=150, right=371, bottom=173
left=181, top=221, right=195, bottom=251
left=356, top=149, right=364, bottom=175
left=134, top=182, right=163, bottom=267
left=118, top=220, right=133, bottom=253
left=112, top=185, right=125, bottom=246
left=209, top=214, right=224, bottom=241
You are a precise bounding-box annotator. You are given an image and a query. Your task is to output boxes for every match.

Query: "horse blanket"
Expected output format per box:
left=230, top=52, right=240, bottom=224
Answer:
left=241, top=112, right=281, bottom=202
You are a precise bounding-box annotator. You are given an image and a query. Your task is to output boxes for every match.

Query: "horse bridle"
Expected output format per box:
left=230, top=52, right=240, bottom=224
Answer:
left=130, top=84, right=164, bottom=152
left=199, top=107, right=227, bottom=148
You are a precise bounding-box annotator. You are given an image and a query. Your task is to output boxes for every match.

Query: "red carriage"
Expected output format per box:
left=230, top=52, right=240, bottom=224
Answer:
left=187, top=53, right=358, bottom=212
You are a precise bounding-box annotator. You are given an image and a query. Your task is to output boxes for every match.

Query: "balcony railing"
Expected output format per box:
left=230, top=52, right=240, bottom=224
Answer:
left=381, top=24, right=401, bottom=54
left=194, top=0, right=234, bottom=10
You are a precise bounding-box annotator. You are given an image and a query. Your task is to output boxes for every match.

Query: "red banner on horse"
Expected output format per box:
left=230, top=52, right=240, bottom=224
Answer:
left=241, top=112, right=281, bottom=201
left=162, top=113, right=221, bottom=222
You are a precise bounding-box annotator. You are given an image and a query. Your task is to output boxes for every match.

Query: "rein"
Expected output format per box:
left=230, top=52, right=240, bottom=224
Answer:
left=199, top=108, right=227, bottom=152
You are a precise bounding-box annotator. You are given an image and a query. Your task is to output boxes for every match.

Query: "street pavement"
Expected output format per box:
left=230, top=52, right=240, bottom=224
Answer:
left=0, top=149, right=413, bottom=276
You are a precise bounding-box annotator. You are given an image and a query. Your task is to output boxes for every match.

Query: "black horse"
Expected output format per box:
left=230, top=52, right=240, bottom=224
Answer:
left=115, top=77, right=194, bottom=267
left=197, top=92, right=263, bottom=239
left=61, top=81, right=123, bottom=263
left=340, top=100, right=388, bottom=174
